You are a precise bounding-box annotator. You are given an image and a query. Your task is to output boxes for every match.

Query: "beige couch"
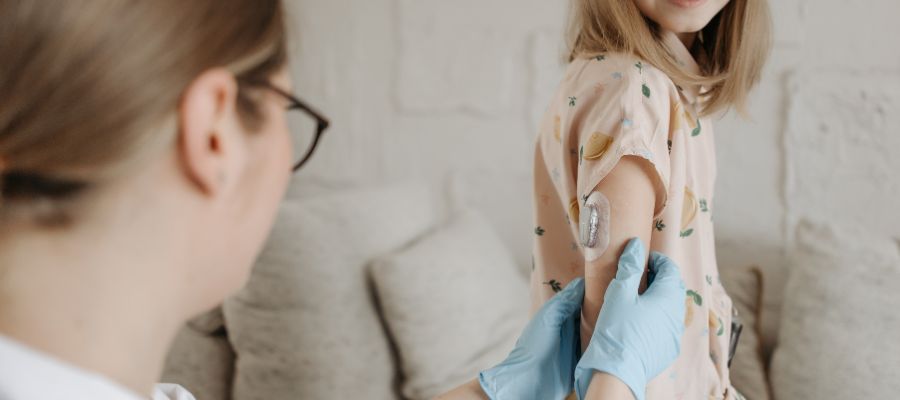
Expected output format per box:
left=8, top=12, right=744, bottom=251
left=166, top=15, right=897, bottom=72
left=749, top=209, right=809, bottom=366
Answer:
left=162, top=183, right=900, bottom=399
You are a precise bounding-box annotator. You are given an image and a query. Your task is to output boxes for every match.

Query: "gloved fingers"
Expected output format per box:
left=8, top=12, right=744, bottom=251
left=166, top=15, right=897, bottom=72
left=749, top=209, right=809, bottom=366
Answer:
left=649, top=251, right=682, bottom=281
left=539, top=278, right=585, bottom=328
left=558, top=310, right=581, bottom=380
left=647, top=251, right=675, bottom=274
left=610, top=237, right=646, bottom=297
left=643, top=252, right=687, bottom=318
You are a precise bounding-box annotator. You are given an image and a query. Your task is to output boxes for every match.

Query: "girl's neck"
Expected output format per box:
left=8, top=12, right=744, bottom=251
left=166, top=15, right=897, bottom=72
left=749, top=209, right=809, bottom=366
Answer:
left=676, top=32, right=698, bottom=49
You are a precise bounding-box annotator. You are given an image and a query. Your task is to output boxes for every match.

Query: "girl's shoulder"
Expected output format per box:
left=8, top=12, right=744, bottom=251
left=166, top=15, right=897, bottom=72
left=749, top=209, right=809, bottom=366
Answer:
left=547, top=53, right=679, bottom=210
left=561, top=52, right=679, bottom=110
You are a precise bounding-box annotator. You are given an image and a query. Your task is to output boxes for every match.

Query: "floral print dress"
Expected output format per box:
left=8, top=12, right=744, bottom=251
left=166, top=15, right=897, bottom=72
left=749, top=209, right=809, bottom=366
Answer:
left=530, top=31, right=737, bottom=400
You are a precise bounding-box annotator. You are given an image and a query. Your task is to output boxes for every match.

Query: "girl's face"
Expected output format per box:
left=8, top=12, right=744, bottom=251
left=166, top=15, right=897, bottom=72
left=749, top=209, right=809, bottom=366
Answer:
left=633, top=0, right=730, bottom=34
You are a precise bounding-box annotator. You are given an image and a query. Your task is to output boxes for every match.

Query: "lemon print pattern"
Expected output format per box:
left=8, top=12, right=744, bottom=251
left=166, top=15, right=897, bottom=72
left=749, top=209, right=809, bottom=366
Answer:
left=708, top=310, right=725, bottom=337
left=582, top=132, right=614, bottom=160
left=680, top=187, right=698, bottom=238
left=685, top=289, right=703, bottom=325
left=671, top=101, right=683, bottom=132
left=708, top=311, right=719, bottom=335
left=568, top=197, right=580, bottom=224
left=684, top=108, right=701, bottom=137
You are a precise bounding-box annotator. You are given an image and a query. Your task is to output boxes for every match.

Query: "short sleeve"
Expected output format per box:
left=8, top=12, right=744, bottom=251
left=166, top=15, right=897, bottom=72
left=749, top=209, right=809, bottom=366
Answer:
left=565, top=56, right=672, bottom=219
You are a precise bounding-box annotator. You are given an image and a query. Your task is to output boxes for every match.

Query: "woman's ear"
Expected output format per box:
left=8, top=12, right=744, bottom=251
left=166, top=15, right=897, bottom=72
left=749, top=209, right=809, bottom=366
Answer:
left=177, top=69, right=240, bottom=196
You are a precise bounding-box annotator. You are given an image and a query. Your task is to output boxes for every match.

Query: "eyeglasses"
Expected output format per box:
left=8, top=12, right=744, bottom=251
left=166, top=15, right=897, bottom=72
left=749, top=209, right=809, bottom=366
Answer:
left=240, top=80, right=330, bottom=172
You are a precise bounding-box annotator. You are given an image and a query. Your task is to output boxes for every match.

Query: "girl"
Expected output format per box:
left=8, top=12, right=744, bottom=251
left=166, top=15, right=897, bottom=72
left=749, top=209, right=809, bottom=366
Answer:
left=530, top=0, right=771, bottom=399
left=0, top=1, right=685, bottom=399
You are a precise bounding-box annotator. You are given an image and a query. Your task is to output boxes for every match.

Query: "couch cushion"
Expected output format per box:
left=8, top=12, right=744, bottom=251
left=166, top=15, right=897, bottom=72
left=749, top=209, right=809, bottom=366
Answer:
left=720, top=265, right=770, bottom=400
left=770, top=219, right=900, bottom=400
left=223, top=183, right=441, bottom=400
left=161, top=307, right=234, bottom=400
left=370, top=209, right=529, bottom=399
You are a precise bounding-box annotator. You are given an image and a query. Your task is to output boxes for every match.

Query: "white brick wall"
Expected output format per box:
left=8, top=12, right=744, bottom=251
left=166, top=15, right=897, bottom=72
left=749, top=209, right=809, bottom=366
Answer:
left=284, top=0, right=900, bottom=273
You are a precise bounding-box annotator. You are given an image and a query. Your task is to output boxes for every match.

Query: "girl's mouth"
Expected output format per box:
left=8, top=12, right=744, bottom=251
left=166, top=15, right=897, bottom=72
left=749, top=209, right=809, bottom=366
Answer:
left=668, top=0, right=707, bottom=9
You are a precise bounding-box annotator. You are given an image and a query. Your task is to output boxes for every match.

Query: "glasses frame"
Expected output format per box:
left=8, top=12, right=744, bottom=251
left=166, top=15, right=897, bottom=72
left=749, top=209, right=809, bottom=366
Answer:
left=239, top=79, right=330, bottom=172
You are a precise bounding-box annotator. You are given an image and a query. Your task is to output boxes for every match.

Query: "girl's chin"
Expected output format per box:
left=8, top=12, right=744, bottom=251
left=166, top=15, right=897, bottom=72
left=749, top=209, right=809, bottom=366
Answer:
left=659, top=16, right=714, bottom=36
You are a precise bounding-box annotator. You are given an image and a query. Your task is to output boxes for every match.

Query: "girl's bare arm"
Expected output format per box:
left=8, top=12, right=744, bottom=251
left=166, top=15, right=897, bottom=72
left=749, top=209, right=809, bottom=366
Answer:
left=581, top=155, right=659, bottom=351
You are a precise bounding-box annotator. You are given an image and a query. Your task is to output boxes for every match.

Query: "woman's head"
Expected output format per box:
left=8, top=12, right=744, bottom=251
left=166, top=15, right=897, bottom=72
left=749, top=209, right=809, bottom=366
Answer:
left=568, top=0, right=772, bottom=115
left=0, top=1, right=293, bottom=314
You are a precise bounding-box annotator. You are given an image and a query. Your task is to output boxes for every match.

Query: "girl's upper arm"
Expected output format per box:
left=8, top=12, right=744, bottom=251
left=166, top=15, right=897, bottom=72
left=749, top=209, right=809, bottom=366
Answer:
left=580, top=155, right=659, bottom=341
left=563, top=57, right=673, bottom=346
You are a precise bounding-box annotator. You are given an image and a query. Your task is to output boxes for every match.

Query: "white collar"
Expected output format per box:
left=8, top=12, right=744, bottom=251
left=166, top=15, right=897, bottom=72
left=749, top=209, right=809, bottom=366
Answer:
left=0, top=334, right=147, bottom=400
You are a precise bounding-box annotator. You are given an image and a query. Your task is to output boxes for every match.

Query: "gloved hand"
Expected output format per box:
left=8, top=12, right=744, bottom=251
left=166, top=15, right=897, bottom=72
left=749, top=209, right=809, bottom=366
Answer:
left=479, top=278, right=584, bottom=400
left=574, top=237, right=686, bottom=400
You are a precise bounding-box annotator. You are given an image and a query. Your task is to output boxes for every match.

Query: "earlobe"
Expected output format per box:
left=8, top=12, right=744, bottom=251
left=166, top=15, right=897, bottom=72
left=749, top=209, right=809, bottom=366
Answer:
left=177, top=69, right=239, bottom=196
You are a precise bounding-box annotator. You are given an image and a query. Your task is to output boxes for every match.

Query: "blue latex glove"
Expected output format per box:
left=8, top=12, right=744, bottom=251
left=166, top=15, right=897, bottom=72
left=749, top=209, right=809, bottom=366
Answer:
left=479, top=278, right=584, bottom=400
left=574, top=237, right=686, bottom=400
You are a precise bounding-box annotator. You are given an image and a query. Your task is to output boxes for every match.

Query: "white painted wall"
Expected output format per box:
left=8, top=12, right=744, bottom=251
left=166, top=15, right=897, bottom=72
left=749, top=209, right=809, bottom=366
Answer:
left=283, top=0, right=900, bottom=277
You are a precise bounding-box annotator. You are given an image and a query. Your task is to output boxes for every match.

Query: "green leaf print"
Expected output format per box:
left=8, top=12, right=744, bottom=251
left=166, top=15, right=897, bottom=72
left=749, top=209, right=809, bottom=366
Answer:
left=691, top=119, right=701, bottom=137
left=535, top=226, right=546, bottom=236
left=716, top=316, right=725, bottom=336
left=686, top=289, right=703, bottom=306
left=545, top=279, right=563, bottom=293
left=642, top=84, right=651, bottom=99
left=699, top=199, right=709, bottom=212
left=579, top=146, right=584, bottom=165
left=595, top=55, right=606, bottom=62
left=705, top=275, right=713, bottom=285
left=680, top=228, right=694, bottom=238
left=634, top=61, right=643, bottom=73
left=654, top=219, right=666, bottom=231
left=569, top=96, right=577, bottom=107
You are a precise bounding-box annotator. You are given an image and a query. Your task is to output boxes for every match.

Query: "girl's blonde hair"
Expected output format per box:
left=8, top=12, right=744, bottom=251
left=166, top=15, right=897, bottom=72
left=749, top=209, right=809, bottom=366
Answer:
left=0, top=0, right=287, bottom=225
left=567, top=0, right=772, bottom=115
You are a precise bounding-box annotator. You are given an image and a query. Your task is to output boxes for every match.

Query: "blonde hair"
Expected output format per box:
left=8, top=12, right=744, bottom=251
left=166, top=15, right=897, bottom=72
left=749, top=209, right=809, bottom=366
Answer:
left=567, top=0, right=772, bottom=115
left=0, top=0, right=287, bottom=225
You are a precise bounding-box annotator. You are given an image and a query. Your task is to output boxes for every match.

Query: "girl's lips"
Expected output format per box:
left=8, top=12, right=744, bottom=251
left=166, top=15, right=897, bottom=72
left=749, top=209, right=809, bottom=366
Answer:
left=668, top=0, right=707, bottom=9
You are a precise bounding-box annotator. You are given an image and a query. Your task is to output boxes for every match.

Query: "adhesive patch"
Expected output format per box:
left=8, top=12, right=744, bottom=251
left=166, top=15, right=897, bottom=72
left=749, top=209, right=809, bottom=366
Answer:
left=579, top=191, right=611, bottom=262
